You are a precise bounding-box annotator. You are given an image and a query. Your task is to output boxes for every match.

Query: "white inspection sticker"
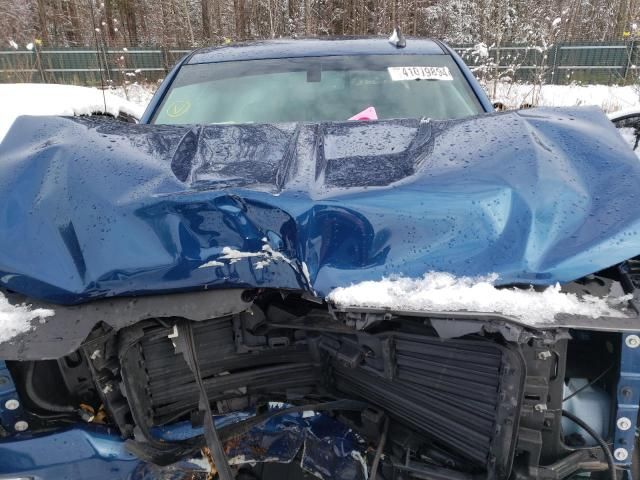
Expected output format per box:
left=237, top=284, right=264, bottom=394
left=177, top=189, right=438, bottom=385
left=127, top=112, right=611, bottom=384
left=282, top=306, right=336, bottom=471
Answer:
left=388, top=66, right=454, bottom=81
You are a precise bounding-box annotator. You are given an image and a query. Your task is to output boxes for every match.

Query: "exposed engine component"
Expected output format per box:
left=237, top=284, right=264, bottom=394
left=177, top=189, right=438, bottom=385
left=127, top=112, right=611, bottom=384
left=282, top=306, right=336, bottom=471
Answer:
left=5, top=279, right=632, bottom=480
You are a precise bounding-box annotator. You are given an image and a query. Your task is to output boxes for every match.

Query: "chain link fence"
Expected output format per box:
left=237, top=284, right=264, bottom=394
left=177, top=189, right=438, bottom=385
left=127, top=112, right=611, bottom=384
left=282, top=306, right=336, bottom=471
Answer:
left=1, top=42, right=640, bottom=86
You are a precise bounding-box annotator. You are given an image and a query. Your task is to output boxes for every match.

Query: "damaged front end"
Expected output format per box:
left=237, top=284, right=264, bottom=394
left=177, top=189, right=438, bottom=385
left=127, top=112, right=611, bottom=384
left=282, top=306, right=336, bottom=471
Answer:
left=2, top=107, right=640, bottom=479
left=2, top=271, right=640, bottom=480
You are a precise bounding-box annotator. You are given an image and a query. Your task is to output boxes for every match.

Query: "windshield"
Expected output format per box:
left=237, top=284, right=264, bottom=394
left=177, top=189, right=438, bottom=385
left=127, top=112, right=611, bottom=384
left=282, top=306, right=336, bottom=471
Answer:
left=152, top=55, right=484, bottom=124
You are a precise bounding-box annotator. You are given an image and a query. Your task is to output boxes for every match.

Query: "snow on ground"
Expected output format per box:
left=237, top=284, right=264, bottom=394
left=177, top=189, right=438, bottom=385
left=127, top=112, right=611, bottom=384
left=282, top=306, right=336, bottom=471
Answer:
left=0, top=293, right=54, bottom=343
left=0, top=83, right=145, bottom=143
left=490, top=83, right=640, bottom=113
left=110, top=83, right=156, bottom=109
left=327, top=272, right=630, bottom=325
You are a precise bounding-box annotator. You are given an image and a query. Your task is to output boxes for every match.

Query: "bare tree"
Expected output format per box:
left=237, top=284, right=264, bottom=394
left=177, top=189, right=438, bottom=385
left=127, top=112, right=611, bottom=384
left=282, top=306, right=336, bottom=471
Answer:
left=2, top=0, right=640, bottom=53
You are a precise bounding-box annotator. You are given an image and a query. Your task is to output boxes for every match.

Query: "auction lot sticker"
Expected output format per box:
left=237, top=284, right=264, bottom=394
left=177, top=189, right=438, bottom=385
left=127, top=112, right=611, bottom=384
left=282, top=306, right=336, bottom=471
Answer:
left=388, top=66, right=454, bottom=81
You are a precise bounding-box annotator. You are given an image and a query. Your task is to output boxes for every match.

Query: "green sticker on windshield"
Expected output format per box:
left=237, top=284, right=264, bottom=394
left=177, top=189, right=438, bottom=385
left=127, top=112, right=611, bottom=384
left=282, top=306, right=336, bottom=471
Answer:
left=166, top=100, right=191, bottom=118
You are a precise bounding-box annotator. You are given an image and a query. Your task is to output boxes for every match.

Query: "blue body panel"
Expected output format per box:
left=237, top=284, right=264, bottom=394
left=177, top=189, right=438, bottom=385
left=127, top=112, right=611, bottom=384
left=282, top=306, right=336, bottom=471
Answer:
left=613, top=333, right=640, bottom=473
left=0, top=425, right=140, bottom=480
left=0, top=107, right=639, bottom=305
left=0, top=361, right=25, bottom=435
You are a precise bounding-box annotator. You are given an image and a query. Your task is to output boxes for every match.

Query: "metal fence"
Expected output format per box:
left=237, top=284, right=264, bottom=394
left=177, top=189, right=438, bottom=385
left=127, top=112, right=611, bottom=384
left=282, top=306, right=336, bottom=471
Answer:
left=456, top=42, right=640, bottom=85
left=1, top=42, right=640, bottom=85
left=0, top=48, right=191, bottom=85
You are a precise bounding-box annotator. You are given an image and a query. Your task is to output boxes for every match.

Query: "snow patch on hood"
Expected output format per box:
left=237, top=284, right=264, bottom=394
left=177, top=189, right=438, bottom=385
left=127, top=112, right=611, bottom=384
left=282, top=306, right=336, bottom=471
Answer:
left=199, top=240, right=318, bottom=294
left=327, top=272, right=631, bottom=324
left=198, top=259, right=225, bottom=268
left=219, top=247, right=266, bottom=264
left=199, top=241, right=294, bottom=269
left=0, top=293, right=55, bottom=342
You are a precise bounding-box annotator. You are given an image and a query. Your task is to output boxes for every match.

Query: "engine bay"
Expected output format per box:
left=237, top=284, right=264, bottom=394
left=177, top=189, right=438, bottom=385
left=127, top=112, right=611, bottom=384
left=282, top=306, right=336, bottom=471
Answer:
left=3, top=261, right=638, bottom=480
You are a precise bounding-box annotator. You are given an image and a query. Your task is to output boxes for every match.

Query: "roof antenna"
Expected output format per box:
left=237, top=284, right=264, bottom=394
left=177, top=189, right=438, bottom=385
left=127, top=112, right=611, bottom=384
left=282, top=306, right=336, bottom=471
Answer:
left=388, top=27, right=406, bottom=48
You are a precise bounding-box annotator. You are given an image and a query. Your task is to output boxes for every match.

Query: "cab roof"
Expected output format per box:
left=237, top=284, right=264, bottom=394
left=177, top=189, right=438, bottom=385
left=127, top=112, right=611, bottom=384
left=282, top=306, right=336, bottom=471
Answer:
left=187, top=37, right=447, bottom=64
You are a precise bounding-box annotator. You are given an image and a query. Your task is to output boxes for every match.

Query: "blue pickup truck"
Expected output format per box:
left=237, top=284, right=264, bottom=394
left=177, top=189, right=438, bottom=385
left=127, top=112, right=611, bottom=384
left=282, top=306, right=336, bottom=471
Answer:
left=1, top=36, right=640, bottom=480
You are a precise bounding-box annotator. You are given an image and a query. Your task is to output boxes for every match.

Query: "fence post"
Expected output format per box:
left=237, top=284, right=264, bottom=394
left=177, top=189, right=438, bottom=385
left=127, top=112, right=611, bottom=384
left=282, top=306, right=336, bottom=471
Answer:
left=624, top=39, right=635, bottom=84
left=162, top=46, right=171, bottom=74
left=549, top=44, right=559, bottom=85
left=33, top=47, right=46, bottom=83
left=101, top=44, right=113, bottom=85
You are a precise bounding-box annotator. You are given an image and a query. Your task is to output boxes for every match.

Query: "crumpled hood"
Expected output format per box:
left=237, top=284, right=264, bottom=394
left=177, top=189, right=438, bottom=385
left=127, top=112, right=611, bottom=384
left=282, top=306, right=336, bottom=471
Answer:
left=1, top=107, right=639, bottom=305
